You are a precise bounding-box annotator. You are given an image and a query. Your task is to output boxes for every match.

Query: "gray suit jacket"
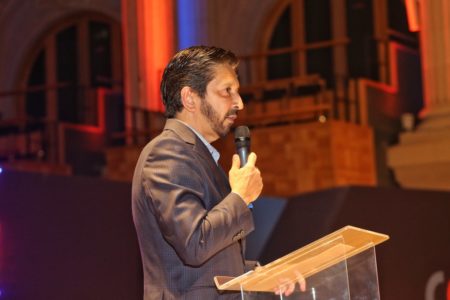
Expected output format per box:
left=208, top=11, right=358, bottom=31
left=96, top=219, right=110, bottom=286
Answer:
left=132, top=119, right=255, bottom=299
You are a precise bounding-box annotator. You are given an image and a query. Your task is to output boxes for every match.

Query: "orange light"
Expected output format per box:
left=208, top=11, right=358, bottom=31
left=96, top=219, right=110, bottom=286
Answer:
left=405, top=0, right=420, bottom=32
left=138, top=0, right=174, bottom=112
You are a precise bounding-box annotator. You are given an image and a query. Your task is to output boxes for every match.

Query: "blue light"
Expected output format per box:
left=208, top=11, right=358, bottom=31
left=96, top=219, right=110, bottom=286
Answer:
left=177, top=0, right=205, bottom=49
left=0, top=167, right=3, bottom=174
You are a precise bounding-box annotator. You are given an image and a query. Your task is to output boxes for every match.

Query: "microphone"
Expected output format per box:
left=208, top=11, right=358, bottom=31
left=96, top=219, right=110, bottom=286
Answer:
left=234, top=126, right=251, bottom=168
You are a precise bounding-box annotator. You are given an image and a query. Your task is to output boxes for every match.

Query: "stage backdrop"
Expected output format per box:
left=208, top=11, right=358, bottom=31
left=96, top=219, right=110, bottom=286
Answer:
left=247, top=187, right=450, bottom=300
left=0, top=170, right=449, bottom=299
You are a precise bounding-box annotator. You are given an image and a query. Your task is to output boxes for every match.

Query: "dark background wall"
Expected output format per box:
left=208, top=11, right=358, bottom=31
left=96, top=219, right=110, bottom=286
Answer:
left=1, top=170, right=449, bottom=299
left=252, top=187, right=450, bottom=300
left=0, top=170, right=141, bottom=299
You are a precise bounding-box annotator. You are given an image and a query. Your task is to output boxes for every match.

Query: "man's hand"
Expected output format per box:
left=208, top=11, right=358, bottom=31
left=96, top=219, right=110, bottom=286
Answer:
left=274, top=271, right=306, bottom=296
left=229, top=152, right=263, bottom=205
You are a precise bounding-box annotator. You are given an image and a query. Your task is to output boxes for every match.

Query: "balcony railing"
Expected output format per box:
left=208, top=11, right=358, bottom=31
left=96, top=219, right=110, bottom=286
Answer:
left=0, top=67, right=365, bottom=176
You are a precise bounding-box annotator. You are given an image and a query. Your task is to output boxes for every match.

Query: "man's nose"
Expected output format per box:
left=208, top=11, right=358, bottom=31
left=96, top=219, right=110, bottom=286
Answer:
left=234, top=93, right=244, bottom=110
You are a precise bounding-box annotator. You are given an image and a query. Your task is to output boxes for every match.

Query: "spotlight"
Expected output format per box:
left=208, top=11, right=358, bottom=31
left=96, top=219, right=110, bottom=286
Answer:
left=0, top=167, right=3, bottom=174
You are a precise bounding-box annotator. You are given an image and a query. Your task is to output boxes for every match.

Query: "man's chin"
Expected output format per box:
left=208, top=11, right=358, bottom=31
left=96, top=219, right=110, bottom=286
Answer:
left=217, top=124, right=232, bottom=138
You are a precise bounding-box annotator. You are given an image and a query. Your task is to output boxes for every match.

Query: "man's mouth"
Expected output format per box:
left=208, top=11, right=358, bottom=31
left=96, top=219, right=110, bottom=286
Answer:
left=226, top=109, right=238, bottom=119
left=225, top=114, right=237, bottom=122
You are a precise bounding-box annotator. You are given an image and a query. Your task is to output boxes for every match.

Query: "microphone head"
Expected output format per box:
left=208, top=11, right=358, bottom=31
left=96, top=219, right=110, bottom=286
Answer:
left=234, top=126, right=251, bottom=167
left=234, top=126, right=250, bottom=141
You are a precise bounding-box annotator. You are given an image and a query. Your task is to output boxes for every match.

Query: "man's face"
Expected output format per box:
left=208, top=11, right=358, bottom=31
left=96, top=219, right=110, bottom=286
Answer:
left=198, top=63, right=243, bottom=140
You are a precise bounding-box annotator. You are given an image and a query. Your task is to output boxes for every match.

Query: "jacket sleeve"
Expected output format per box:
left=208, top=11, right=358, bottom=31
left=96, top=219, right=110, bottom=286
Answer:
left=141, top=138, right=254, bottom=266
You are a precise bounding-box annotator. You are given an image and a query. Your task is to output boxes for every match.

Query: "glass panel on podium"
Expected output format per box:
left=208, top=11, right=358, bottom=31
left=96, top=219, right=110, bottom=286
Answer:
left=215, top=226, right=388, bottom=299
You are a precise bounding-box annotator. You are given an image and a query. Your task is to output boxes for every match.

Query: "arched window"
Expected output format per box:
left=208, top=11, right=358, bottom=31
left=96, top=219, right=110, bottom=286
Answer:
left=22, top=13, right=122, bottom=125
left=263, top=0, right=418, bottom=86
left=264, top=0, right=336, bottom=85
left=267, top=5, right=293, bottom=80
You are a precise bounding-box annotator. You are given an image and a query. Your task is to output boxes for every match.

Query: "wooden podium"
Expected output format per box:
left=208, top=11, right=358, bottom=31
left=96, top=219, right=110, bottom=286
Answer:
left=215, top=226, right=389, bottom=299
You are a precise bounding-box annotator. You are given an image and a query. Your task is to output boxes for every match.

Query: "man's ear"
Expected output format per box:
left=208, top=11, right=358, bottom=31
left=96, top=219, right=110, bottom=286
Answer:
left=180, top=86, right=196, bottom=112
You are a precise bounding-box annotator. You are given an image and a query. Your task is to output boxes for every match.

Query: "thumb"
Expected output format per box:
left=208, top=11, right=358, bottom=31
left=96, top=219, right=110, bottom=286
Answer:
left=246, top=152, right=257, bottom=167
left=230, top=154, right=241, bottom=170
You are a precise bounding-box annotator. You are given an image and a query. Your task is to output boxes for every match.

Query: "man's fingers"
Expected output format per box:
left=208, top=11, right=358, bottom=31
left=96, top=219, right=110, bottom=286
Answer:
left=299, top=278, right=306, bottom=292
left=246, top=152, right=257, bottom=167
left=274, top=278, right=293, bottom=296
left=284, top=282, right=295, bottom=296
left=295, top=271, right=306, bottom=292
left=230, top=154, right=240, bottom=170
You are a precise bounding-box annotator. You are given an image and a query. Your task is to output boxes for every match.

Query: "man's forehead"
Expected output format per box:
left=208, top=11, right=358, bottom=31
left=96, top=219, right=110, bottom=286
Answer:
left=210, top=64, right=239, bottom=83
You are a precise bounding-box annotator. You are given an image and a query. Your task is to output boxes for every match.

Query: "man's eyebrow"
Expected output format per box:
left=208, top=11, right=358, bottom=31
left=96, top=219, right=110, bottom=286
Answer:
left=219, top=79, right=239, bottom=87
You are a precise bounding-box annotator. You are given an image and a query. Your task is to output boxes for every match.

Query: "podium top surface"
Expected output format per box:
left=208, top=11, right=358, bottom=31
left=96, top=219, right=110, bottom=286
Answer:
left=215, top=225, right=389, bottom=292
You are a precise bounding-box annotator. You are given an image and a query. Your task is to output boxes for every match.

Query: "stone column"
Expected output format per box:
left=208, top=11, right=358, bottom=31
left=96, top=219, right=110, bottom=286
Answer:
left=388, top=0, right=450, bottom=190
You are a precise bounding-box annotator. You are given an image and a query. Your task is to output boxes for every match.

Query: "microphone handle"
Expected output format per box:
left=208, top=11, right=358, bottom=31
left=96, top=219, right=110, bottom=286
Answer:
left=237, top=146, right=249, bottom=167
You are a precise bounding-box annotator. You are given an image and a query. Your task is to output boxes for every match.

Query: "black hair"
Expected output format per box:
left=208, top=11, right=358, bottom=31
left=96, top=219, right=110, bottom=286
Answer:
left=160, top=46, right=239, bottom=118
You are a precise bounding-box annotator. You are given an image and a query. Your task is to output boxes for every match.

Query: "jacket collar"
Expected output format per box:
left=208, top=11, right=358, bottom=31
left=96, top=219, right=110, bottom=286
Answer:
left=163, top=118, right=231, bottom=196
left=163, top=118, right=197, bottom=145
left=163, top=119, right=214, bottom=162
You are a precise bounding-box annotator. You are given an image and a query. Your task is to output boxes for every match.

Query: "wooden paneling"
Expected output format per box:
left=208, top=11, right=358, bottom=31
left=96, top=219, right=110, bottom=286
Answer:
left=104, top=145, right=141, bottom=181
left=215, top=120, right=376, bottom=196
left=105, top=121, right=376, bottom=196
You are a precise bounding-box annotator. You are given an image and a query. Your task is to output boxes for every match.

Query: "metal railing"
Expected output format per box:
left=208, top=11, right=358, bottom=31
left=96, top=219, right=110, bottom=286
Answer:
left=0, top=84, right=119, bottom=172
left=0, top=42, right=368, bottom=174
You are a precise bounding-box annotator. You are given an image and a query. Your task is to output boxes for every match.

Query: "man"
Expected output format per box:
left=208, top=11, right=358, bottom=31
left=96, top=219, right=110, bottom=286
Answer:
left=132, top=46, right=263, bottom=299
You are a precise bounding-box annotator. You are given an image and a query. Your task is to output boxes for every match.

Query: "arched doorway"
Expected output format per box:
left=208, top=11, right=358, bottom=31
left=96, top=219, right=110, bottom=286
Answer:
left=22, top=12, right=122, bottom=125
left=5, top=12, right=124, bottom=172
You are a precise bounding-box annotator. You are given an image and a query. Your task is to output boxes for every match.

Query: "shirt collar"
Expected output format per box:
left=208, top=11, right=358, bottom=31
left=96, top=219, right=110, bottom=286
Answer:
left=173, top=119, right=221, bottom=164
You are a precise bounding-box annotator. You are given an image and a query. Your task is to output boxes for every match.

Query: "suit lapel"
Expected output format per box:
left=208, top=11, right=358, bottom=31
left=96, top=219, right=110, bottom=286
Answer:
left=164, top=119, right=248, bottom=259
left=164, top=119, right=231, bottom=201
left=192, top=141, right=231, bottom=202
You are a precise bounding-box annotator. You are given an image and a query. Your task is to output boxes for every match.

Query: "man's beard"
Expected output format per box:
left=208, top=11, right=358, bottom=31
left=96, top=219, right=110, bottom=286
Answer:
left=200, top=99, right=237, bottom=138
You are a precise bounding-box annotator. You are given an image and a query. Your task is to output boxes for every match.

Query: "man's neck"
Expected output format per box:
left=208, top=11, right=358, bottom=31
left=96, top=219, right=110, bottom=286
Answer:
left=174, top=114, right=218, bottom=143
